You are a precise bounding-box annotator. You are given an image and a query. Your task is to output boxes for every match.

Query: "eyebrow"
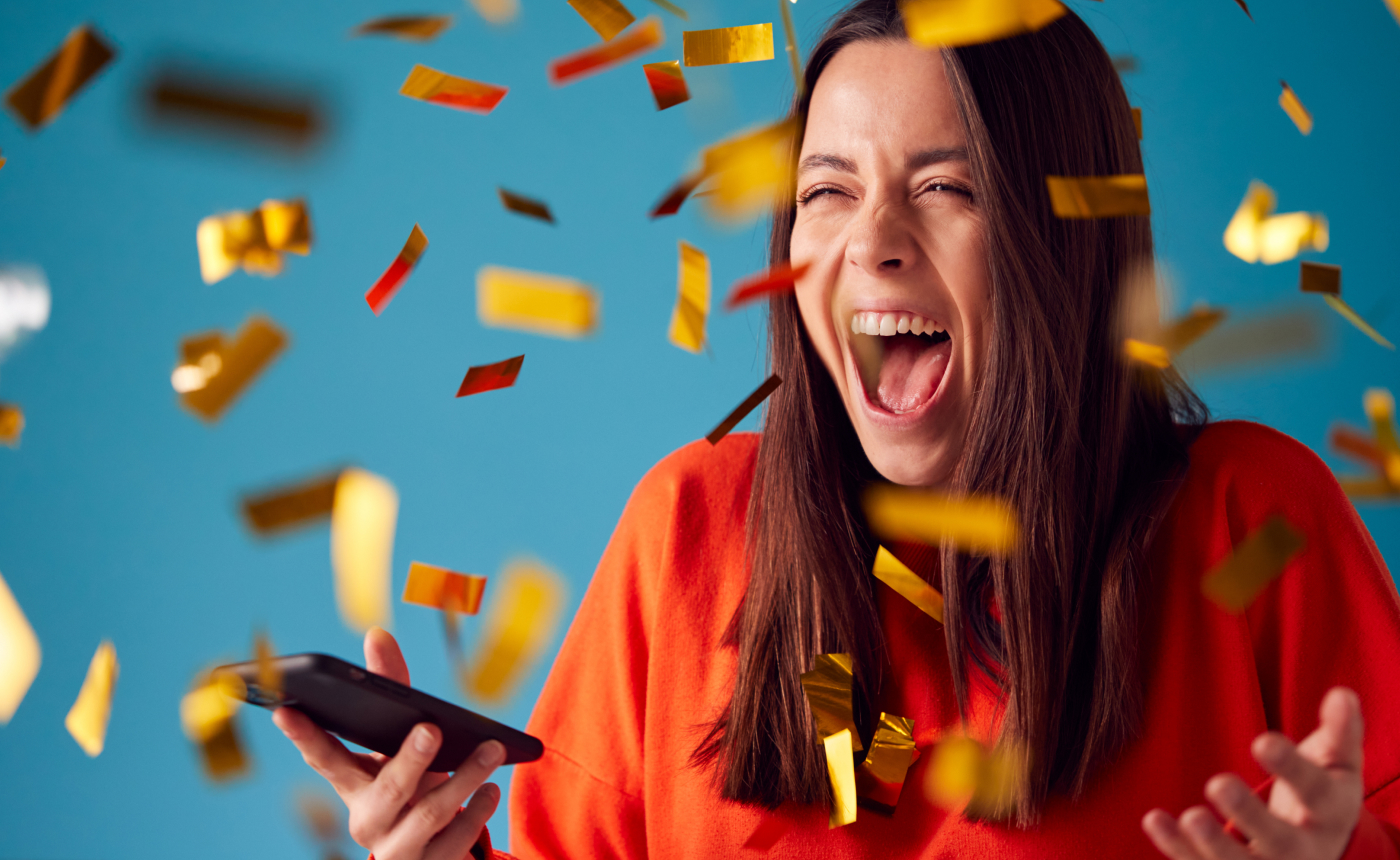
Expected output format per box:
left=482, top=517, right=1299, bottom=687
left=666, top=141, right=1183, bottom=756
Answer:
left=797, top=147, right=970, bottom=175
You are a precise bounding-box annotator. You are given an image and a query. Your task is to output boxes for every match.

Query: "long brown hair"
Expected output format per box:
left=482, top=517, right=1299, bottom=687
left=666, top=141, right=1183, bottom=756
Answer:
left=694, top=0, right=1208, bottom=824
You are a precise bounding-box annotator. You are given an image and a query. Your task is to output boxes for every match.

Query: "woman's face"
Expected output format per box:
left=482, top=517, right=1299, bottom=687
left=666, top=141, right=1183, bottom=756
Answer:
left=791, top=39, right=990, bottom=487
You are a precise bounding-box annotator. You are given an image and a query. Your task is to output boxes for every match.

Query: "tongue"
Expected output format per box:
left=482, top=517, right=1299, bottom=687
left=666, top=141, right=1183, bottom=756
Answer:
left=875, top=335, right=950, bottom=413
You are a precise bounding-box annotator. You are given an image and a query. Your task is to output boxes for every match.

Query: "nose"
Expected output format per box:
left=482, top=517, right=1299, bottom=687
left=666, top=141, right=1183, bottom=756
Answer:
left=846, top=200, right=917, bottom=276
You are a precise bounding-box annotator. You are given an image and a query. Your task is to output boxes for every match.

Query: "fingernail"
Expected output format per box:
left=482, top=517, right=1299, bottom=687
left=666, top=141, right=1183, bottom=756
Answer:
left=476, top=741, right=505, bottom=767
left=414, top=726, right=437, bottom=753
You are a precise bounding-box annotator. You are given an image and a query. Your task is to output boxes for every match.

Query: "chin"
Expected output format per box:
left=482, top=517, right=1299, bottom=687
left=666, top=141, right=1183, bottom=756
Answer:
left=858, top=431, right=960, bottom=487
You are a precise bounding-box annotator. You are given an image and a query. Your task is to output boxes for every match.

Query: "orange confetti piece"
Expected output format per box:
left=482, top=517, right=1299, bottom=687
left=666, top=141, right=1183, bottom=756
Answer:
left=5, top=25, right=116, bottom=130
left=400, top=64, right=508, bottom=113
left=643, top=60, right=690, bottom=110
left=174, top=315, right=288, bottom=423
left=457, top=354, right=524, bottom=397
left=568, top=0, right=637, bottom=40
left=366, top=224, right=428, bottom=315
left=403, top=561, right=488, bottom=614
left=549, top=17, right=665, bottom=86
left=724, top=261, right=809, bottom=310
left=1279, top=80, right=1312, bottom=135
left=241, top=470, right=341, bottom=535
left=0, top=404, right=23, bottom=448
left=682, top=23, right=774, bottom=66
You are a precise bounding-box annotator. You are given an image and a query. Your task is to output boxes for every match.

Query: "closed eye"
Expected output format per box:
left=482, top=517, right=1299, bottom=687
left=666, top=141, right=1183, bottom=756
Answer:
left=797, top=184, right=850, bottom=206
left=919, top=180, right=974, bottom=201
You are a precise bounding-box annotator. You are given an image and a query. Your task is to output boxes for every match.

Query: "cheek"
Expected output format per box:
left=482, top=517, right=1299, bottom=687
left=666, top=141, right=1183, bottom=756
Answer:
left=794, top=273, right=845, bottom=387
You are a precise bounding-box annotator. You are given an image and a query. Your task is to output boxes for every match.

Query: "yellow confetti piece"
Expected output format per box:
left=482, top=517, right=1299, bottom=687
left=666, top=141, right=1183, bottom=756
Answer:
left=197, top=198, right=313, bottom=285
left=1388, top=0, right=1400, bottom=25
left=0, top=403, right=23, bottom=448
left=180, top=670, right=250, bottom=782
left=351, top=14, right=454, bottom=41
left=1223, top=181, right=1328, bottom=265
left=683, top=23, right=774, bottom=66
left=1173, top=308, right=1322, bottom=376
left=900, top=0, right=1065, bottom=48
left=569, top=0, right=637, bottom=40
left=5, top=24, right=117, bottom=131
left=331, top=469, right=398, bottom=634
left=799, top=653, right=864, bottom=752
left=669, top=241, right=710, bottom=353
left=403, top=562, right=487, bottom=614
left=1045, top=174, right=1150, bottom=218
left=173, top=315, right=289, bottom=423
left=241, top=470, right=341, bottom=535
left=1279, top=80, right=1312, bottom=135
left=824, top=729, right=858, bottom=827
left=477, top=266, right=600, bottom=338
left=647, top=0, right=689, bottom=19
left=856, top=712, right=920, bottom=813
left=1123, top=338, right=1171, bottom=369
left=1323, top=295, right=1394, bottom=350
left=1201, top=515, right=1305, bottom=613
left=872, top=546, right=943, bottom=622
left=700, top=118, right=798, bottom=225
left=1125, top=306, right=1229, bottom=370
left=253, top=630, right=281, bottom=700
left=779, top=0, right=803, bottom=94
left=864, top=486, right=1019, bottom=556
left=1364, top=389, right=1400, bottom=487
left=0, top=571, right=40, bottom=724
left=464, top=559, right=565, bottom=702
left=65, top=640, right=118, bottom=756
left=926, top=735, right=1023, bottom=820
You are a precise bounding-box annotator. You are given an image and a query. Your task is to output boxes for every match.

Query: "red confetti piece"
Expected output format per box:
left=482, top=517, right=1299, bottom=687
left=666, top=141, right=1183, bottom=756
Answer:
left=457, top=354, right=524, bottom=397
left=549, top=16, right=664, bottom=86
left=642, top=60, right=689, bottom=110
left=366, top=224, right=428, bottom=315
left=649, top=169, right=705, bottom=219
left=724, top=261, right=810, bottom=310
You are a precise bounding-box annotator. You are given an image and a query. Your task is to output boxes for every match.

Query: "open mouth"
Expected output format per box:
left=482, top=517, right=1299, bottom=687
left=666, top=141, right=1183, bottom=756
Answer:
left=849, top=311, right=952, bottom=415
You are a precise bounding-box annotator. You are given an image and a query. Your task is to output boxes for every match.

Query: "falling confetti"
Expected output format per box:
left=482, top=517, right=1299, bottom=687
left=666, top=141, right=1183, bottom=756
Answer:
left=669, top=241, right=710, bottom=353
left=0, top=571, right=41, bottom=723
left=824, top=729, right=858, bottom=827
left=863, top=486, right=1019, bottom=555
left=172, top=315, right=289, bottom=422
left=799, top=653, right=864, bottom=751
left=724, top=261, right=809, bottom=310
left=1045, top=175, right=1150, bottom=218
left=549, top=17, right=665, bottom=85
left=699, top=119, right=799, bottom=224
left=1222, top=181, right=1328, bottom=265
left=5, top=24, right=116, bottom=131
left=351, top=15, right=454, bottom=41
left=1200, top=515, right=1305, bottom=612
left=366, top=224, right=429, bottom=315
left=180, top=670, right=250, bottom=782
left=900, top=0, right=1065, bottom=48
left=682, top=24, right=775, bottom=66
left=871, top=546, right=944, bottom=622
left=463, top=559, right=565, bottom=702
left=142, top=65, right=325, bottom=150
left=498, top=188, right=555, bottom=224
left=0, top=404, right=22, bottom=448
left=403, top=562, right=487, bottom=614
left=331, top=469, right=398, bottom=633
left=400, top=65, right=508, bottom=113
left=568, top=0, right=637, bottom=41
left=856, top=712, right=920, bottom=813
left=0, top=265, right=51, bottom=368
left=64, top=640, right=119, bottom=756
left=643, top=60, right=690, bottom=110
left=197, top=198, right=312, bottom=284
left=476, top=266, right=600, bottom=338
left=1278, top=81, right=1312, bottom=135
left=707, top=374, right=782, bottom=444
left=241, top=470, right=342, bottom=536
left=457, top=354, right=525, bottom=397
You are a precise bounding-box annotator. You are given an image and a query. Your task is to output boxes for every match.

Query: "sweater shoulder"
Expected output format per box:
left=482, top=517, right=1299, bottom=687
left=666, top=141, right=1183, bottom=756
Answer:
left=628, top=432, right=761, bottom=517
left=1185, top=419, right=1334, bottom=499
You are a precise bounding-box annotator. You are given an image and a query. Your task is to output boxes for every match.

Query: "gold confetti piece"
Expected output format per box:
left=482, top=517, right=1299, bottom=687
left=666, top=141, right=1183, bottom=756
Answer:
left=646, top=0, right=689, bottom=19
left=864, top=485, right=1018, bottom=556
left=180, top=669, right=250, bottom=781
left=1323, top=295, right=1394, bottom=350
left=1155, top=306, right=1228, bottom=354
left=1299, top=261, right=1340, bottom=295
left=1112, top=54, right=1139, bottom=73
left=1364, top=388, right=1400, bottom=474
left=824, top=729, right=858, bottom=827
left=0, top=404, right=23, bottom=448
left=464, top=559, right=565, bottom=702
left=569, top=0, right=637, bottom=40
left=498, top=188, right=555, bottom=224
left=1223, top=181, right=1328, bottom=265
left=400, top=64, right=508, bottom=113
left=253, top=630, right=281, bottom=700
left=173, top=315, right=288, bottom=422
left=927, top=735, right=981, bottom=806
left=65, top=640, right=118, bottom=756
left=779, top=0, right=803, bottom=93
left=700, top=118, right=798, bottom=224
left=856, top=712, right=920, bottom=813
left=0, top=572, right=40, bottom=724
left=403, top=562, right=487, bottom=614
left=351, top=14, right=454, bottom=41
left=707, top=373, right=782, bottom=444
left=1173, top=308, right=1322, bottom=376
left=799, top=653, right=864, bottom=751
left=1201, top=515, right=1305, bottom=613
left=5, top=25, right=116, bottom=131
left=1279, top=81, right=1312, bottom=135
left=477, top=266, right=600, bottom=338
left=683, top=23, right=774, bottom=66
left=872, top=546, right=944, bottom=622
left=1123, top=338, right=1171, bottom=369
left=331, top=469, right=398, bottom=634
left=549, top=16, right=665, bottom=85
left=1045, top=174, right=1150, bottom=218
left=669, top=241, right=710, bottom=353
left=926, top=735, right=1023, bottom=820
left=143, top=67, right=325, bottom=151
left=197, top=198, right=313, bottom=285
left=241, top=471, right=341, bottom=535
left=900, top=0, right=1065, bottom=48
left=643, top=60, right=690, bottom=110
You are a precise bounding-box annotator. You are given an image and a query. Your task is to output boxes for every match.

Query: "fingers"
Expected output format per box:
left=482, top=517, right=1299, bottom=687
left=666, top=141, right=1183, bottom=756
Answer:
left=372, top=741, right=507, bottom=860
left=1143, top=807, right=1253, bottom=860
left=365, top=626, right=411, bottom=685
left=1309, top=687, right=1364, bottom=772
left=352, top=724, right=444, bottom=843
left=1143, top=809, right=1205, bottom=860
left=1253, top=732, right=1337, bottom=813
left=1203, top=774, right=1298, bottom=856
left=423, top=784, right=502, bottom=860
left=274, top=707, right=374, bottom=795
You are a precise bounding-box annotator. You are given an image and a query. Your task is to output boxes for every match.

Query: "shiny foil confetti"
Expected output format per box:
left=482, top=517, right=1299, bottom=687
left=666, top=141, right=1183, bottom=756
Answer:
left=498, top=188, right=555, bottom=224
left=1222, top=181, right=1328, bottom=265
left=872, top=546, right=944, bottom=622
left=403, top=562, right=488, bottom=614
left=649, top=169, right=706, bottom=218
left=331, top=469, right=398, bottom=634
left=724, top=261, right=809, bottom=310
left=864, top=485, right=1019, bottom=556
left=0, top=265, right=51, bottom=372
left=900, top=0, right=1065, bottom=48
left=476, top=266, right=600, bottom=338
left=141, top=67, right=325, bottom=151
left=197, top=198, right=313, bottom=284
left=669, top=241, right=710, bottom=353
left=464, top=559, right=565, bottom=702
left=549, top=16, right=665, bottom=85
left=856, top=712, right=920, bottom=813
left=351, top=14, right=454, bottom=41
left=1279, top=81, right=1313, bottom=135
left=5, top=24, right=116, bottom=131
left=457, top=354, right=525, bottom=397
left=568, top=0, right=637, bottom=41
left=0, top=572, right=40, bottom=723
left=0, top=404, right=23, bottom=448
left=706, top=373, right=782, bottom=445
left=824, top=729, right=858, bottom=827
left=643, top=60, right=690, bottom=110
left=701, top=119, right=799, bottom=224
left=799, top=653, right=864, bottom=752
left=173, top=315, right=289, bottom=423
left=241, top=470, right=342, bottom=536
left=366, top=224, right=429, bottom=315
left=180, top=670, right=249, bottom=782
left=779, top=0, right=802, bottom=93
left=64, top=640, right=119, bottom=756
left=682, top=23, right=774, bottom=66
left=399, top=64, right=508, bottom=113
left=1200, top=515, right=1306, bottom=613
left=1045, top=174, right=1150, bottom=218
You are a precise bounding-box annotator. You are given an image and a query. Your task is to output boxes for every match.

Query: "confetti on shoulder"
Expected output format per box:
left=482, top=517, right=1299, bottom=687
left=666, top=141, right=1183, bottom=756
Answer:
left=400, top=64, right=507, bottom=113
left=1200, top=515, right=1304, bottom=613
left=352, top=15, right=454, bottom=41
left=403, top=561, right=487, bottom=614
left=725, top=261, right=809, bottom=310
left=549, top=16, right=664, bottom=86
left=5, top=24, right=116, bottom=131
left=367, top=224, right=428, bottom=315
left=458, top=354, right=524, bottom=397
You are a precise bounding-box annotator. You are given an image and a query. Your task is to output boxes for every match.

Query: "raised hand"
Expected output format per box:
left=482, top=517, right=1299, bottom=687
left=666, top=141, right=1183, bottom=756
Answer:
left=1142, top=687, right=1365, bottom=860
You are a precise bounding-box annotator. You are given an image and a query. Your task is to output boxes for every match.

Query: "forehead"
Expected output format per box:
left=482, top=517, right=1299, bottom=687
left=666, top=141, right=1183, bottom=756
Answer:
left=801, top=39, right=966, bottom=161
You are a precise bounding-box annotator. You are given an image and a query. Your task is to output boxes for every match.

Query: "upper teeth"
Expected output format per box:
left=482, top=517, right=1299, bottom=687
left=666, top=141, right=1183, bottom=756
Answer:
left=850, top=311, right=945, bottom=337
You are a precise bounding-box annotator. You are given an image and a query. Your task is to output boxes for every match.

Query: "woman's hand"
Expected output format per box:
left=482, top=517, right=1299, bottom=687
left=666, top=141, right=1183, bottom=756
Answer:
left=272, top=627, right=506, bottom=860
left=1142, top=687, right=1364, bottom=860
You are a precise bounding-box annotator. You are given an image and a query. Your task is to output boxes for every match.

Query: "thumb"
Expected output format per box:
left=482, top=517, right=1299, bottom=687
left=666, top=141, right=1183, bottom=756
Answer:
left=1297, top=687, right=1363, bottom=774
left=365, top=626, right=411, bottom=685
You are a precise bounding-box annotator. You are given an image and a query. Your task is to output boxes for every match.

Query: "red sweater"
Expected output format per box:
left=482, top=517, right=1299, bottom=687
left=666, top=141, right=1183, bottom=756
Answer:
left=499, top=421, right=1400, bottom=858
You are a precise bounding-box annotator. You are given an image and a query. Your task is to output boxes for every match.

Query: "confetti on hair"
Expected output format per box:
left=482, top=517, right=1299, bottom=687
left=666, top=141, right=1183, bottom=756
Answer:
left=5, top=24, right=116, bottom=131
left=366, top=224, right=428, bottom=315
left=900, top=0, right=1065, bottom=48
left=1045, top=174, right=1150, bottom=218
left=800, top=653, right=864, bottom=751
left=65, top=640, right=118, bottom=756
left=173, top=315, right=288, bottom=423
left=824, top=729, right=858, bottom=827
left=1200, top=515, right=1305, bottom=613
left=331, top=469, right=398, bottom=633
left=856, top=712, right=920, bottom=813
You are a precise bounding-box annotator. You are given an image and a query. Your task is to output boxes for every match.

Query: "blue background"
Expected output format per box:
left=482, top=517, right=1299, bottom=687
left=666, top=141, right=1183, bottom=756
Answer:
left=1, top=0, right=1397, bottom=857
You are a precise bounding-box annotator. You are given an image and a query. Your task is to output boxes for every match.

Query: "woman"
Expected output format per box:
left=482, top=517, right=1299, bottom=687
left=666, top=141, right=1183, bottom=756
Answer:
left=273, top=1, right=1400, bottom=857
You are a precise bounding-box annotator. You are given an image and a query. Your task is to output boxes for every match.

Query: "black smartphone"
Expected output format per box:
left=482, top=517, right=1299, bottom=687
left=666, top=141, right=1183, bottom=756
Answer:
left=217, top=652, right=544, bottom=771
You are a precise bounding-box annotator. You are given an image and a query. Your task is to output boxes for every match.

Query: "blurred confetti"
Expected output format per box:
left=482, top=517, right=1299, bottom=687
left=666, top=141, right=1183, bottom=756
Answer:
left=0, top=265, right=51, bottom=370
left=1200, top=515, right=1305, bottom=612
left=180, top=669, right=250, bottom=782
left=1223, top=180, right=1328, bottom=265
left=724, top=261, right=808, bottom=310
left=669, top=241, right=710, bottom=353
left=241, top=470, right=342, bottom=536
left=699, top=118, right=798, bottom=224
left=351, top=15, right=454, bottom=41
left=5, top=24, right=116, bottom=131
left=799, top=653, right=863, bottom=751
left=856, top=712, right=919, bottom=813
left=403, top=561, right=487, bottom=614
left=469, top=0, right=520, bottom=25
left=295, top=790, right=348, bottom=860
left=330, top=469, right=398, bottom=634
left=649, top=169, right=706, bottom=218
left=1045, top=174, right=1150, bottom=218
left=196, top=198, right=313, bottom=284
left=706, top=373, right=781, bottom=444
left=399, top=65, right=508, bottom=113
left=252, top=630, right=281, bottom=700
left=172, top=315, right=289, bottom=422
left=549, top=16, right=665, bottom=86
left=0, top=571, right=41, bottom=723
left=643, top=60, right=690, bottom=110
left=1297, top=262, right=1393, bottom=349
left=457, top=354, right=524, bottom=397
left=900, top=0, right=1065, bottom=48
left=1234, top=0, right=1253, bottom=20
left=141, top=63, right=325, bottom=151
left=498, top=188, right=555, bottom=224
left=872, top=545, right=944, bottom=622
left=476, top=266, right=600, bottom=338
left=824, top=728, right=858, bottom=827
left=0, top=404, right=23, bottom=448
left=682, top=24, right=775, bottom=66
left=863, top=486, right=1019, bottom=556
left=569, top=0, right=637, bottom=41
left=463, top=559, right=565, bottom=702
left=1173, top=307, right=1323, bottom=376
left=366, top=224, right=429, bottom=315
left=64, top=640, right=118, bottom=756
left=926, top=735, right=1023, bottom=820
left=1333, top=389, right=1400, bottom=499
left=1278, top=80, right=1312, bottom=135
left=647, top=0, right=689, bottom=19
